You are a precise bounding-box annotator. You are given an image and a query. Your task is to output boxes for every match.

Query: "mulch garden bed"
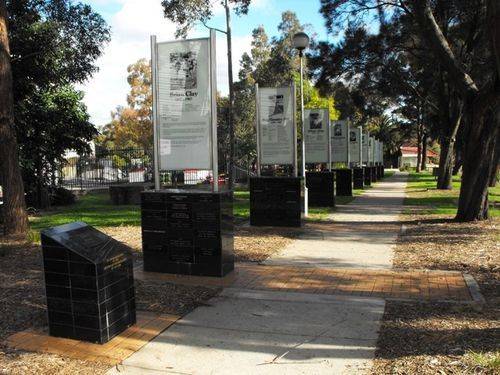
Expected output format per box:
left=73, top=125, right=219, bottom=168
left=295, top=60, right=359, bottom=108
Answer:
left=372, top=215, right=500, bottom=374
left=101, top=224, right=298, bottom=263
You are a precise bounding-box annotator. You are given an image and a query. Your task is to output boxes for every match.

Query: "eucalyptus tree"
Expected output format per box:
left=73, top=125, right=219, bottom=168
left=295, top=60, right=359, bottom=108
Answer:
left=0, top=0, right=27, bottom=235
left=318, top=0, right=499, bottom=220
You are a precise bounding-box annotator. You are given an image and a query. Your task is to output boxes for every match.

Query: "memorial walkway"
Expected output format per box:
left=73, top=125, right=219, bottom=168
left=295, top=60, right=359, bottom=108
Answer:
left=108, top=171, right=476, bottom=374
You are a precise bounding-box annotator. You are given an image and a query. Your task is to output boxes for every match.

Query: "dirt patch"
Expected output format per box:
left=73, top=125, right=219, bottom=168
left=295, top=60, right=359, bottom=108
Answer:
left=0, top=238, right=217, bottom=374
left=372, top=302, right=500, bottom=375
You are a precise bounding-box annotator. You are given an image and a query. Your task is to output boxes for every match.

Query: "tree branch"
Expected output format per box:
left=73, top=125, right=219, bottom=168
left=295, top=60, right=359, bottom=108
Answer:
left=411, top=0, right=478, bottom=97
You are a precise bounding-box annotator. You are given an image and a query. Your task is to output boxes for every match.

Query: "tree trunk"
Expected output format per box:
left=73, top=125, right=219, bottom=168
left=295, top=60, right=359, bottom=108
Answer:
left=456, top=94, right=499, bottom=221
left=416, top=124, right=422, bottom=173
left=420, top=132, right=428, bottom=171
left=488, top=129, right=500, bottom=187
left=437, top=136, right=454, bottom=190
left=452, top=144, right=462, bottom=175
left=0, top=1, right=29, bottom=235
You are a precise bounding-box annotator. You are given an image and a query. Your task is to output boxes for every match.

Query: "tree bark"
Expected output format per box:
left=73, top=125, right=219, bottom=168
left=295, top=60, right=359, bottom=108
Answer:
left=416, top=124, right=422, bottom=173
left=0, top=1, right=28, bottom=235
left=437, top=135, right=454, bottom=190
left=420, top=132, right=428, bottom=171
left=456, top=94, right=499, bottom=221
left=437, top=104, right=461, bottom=190
left=455, top=0, right=500, bottom=220
left=452, top=145, right=462, bottom=175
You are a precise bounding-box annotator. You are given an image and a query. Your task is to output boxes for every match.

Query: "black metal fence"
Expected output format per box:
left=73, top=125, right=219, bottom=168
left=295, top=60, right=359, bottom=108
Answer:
left=59, top=148, right=154, bottom=189
left=59, top=148, right=256, bottom=189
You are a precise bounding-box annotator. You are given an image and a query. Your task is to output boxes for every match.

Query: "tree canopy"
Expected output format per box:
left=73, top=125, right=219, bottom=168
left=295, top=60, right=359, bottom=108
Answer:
left=8, top=0, right=110, bottom=205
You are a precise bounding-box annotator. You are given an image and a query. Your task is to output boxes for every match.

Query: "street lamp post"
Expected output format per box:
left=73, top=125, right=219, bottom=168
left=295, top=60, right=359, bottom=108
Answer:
left=292, top=32, right=310, bottom=217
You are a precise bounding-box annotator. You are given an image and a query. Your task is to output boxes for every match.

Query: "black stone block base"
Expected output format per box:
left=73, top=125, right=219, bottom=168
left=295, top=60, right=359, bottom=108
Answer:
left=334, top=169, right=353, bottom=196
left=250, top=177, right=301, bottom=227
left=306, top=172, right=335, bottom=207
left=141, top=190, right=234, bottom=277
left=352, top=168, right=364, bottom=189
left=371, top=166, right=378, bottom=182
left=363, top=166, right=372, bottom=186
left=110, top=183, right=153, bottom=205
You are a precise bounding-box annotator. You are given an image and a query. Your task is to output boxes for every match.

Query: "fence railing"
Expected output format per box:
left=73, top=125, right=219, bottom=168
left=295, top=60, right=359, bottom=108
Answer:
left=59, top=148, right=256, bottom=189
left=59, top=148, right=154, bottom=189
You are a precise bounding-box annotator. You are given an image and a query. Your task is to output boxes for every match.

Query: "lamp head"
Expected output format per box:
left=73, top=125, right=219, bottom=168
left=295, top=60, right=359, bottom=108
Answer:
left=292, top=32, right=310, bottom=52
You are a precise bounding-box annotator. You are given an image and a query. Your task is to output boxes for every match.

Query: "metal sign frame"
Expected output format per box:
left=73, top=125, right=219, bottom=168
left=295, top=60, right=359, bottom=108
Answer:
left=150, top=30, right=218, bottom=191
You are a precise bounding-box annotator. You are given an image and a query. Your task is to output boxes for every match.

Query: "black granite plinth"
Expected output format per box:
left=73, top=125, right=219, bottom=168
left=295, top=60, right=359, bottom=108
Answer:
left=382, top=166, right=385, bottom=178
left=376, top=165, right=383, bottom=180
left=109, top=183, right=153, bottom=205
left=371, top=166, right=378, bottom=182
left=334, top=169, right=353, bottom=197
left=250, top=177, right=301, bottom=227
left=363, top=166, right=372, bottom=186
left=352, top=168, right=364, bottom=189
left=305, top=172, right=335, bottom=207
left=141, top=190, right=234, bottom=277
left=41, top=222, right=136, bottom=344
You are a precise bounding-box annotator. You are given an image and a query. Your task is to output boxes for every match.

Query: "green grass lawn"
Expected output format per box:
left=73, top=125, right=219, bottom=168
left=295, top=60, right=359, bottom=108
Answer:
left=29, top=191, right=141, bottom=242
left=404, top=171, right=499, bottom=217
left=28, top=171, right=396, bottom=240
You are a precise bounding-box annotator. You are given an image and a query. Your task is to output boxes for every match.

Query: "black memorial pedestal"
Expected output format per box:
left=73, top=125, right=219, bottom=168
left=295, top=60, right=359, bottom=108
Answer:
left=41, top=222, right=136, bottom=344
left=250, top=177, right=301, bottom=227
left=141, top=190, right=234, bottom=277
left=371, top=166, right=378, bottom=182
left=305, top=172, right=335, bottom=207
left=334, top=169, right=353, bottom=196
left=363, top=166, right=372, bottom=186
left=352, top=168, right=364, bottom=189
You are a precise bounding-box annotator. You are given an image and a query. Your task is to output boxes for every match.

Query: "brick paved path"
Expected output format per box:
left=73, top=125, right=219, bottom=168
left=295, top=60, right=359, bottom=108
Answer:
left=135, top=264, right=473, bottom=302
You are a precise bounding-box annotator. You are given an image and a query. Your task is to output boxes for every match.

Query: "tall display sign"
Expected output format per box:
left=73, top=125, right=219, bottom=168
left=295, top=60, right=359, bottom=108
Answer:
left=151, top=31, right=218, bottom=190
left=380, top=141, right=384, bottom=164
left=305, top=108, right=330, bottom=165
left=368, top=137, right=374, bottom=165
left=349, top=125, right=362, bottom=165
left=330, top=120, right=349, bottom=164
left=255, top=84, right=297, bottom=175
left=362, top=131, right=370, bottom=164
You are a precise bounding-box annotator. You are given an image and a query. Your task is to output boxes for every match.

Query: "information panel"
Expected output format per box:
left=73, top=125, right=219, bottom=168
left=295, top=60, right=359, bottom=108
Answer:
left=376, top=140, right=380, bottom=163
left=330, top=120, right=349, bottom=163
left=349, top=126, right=362, bottom=164
left=379, top=141, right=384, bottom=163
left=369, top=137, right=375, bottom=164
left=155, top=37, right=212, bottom=170
left=257, top=86, right=295, bottom=165
left=305, top=108, right=330, bottom=163
left=362, top=131, right=369, bottom=164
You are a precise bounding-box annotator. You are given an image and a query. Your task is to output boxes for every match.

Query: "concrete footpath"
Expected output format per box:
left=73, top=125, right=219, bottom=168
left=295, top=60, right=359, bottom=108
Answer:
left=264, top=172, right=408, bottom=269
left=108, top=171, right=408, bottom=375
